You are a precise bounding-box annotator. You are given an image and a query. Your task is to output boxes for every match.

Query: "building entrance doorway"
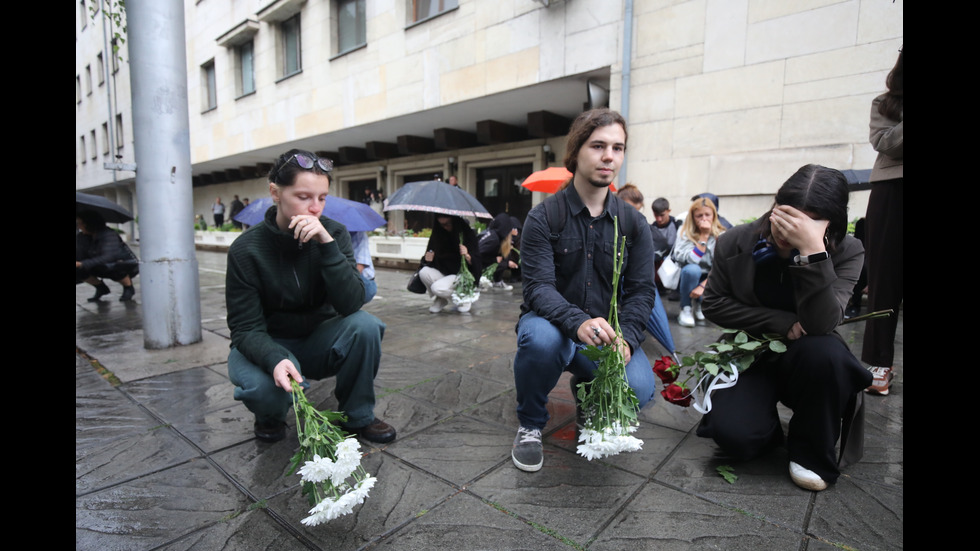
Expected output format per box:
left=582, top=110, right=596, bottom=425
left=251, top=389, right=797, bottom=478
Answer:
left=476, top=163, right=533, bottom=226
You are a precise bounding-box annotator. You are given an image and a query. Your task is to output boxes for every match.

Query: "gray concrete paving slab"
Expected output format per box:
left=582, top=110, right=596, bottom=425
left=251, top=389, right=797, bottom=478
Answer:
left=77, top=247, right=903, bottom=550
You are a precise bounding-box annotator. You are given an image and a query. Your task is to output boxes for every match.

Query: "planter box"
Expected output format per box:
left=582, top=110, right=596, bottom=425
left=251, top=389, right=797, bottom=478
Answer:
left=369, top=235, right=428, bottom=261
left=195, top=230, right=241, bottom=249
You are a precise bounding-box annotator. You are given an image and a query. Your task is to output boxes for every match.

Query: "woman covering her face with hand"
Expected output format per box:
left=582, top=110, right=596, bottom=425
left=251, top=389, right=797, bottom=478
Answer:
left=224, top=149, right=396, bottom=445
left=696, top=164, right=871, bottom=492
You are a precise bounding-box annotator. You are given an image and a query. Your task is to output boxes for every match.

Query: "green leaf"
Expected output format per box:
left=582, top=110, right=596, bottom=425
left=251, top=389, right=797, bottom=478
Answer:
left=579, top=346, right=604, bottom=362
left=769, top=340, right=788, bottom=353
left=738, top=341, right=761, bottom=351
left=733, top=332, right=749, bottom=344
left=714, top=343, right=734, bottom=352
left=681, top=356, right=696, bottom=366
left=705, top=362, right=720, bottom=376
left=717, top=465, right=737, bottom=484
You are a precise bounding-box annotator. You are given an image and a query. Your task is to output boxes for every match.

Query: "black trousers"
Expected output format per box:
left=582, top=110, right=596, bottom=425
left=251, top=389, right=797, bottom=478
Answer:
left=696, top=335, right=872, bottom=484
left=862, top=178, right=903, bottom=367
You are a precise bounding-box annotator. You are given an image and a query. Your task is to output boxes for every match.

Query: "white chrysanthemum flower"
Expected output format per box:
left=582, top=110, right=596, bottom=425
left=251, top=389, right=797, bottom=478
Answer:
left=301, top=497, right=335, bottom=527
left=349, top=476, right=377, bottom=505
left=576, top=423, right=644, bottom=460
left=298, top=454, right=334, bottom=484
left=332, top=439, right=362, bottom=479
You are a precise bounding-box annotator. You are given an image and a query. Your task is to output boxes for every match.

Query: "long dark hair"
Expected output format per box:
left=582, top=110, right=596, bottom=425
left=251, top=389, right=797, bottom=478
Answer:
left=762, top=164, right=850, bottom=250
left=878, top=48, right=903, bottom=121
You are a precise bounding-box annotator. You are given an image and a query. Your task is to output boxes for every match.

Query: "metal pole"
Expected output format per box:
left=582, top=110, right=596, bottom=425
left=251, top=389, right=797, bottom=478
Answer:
left=127, top=0, right=202, bottom=348
left=619, top=0, right=634, bottom=184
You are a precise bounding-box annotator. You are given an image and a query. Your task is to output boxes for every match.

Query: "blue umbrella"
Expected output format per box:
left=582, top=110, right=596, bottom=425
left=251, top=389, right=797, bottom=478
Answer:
left=233, top=196, right=386, bottom=232
left=645, top=288, right=677, bottom=358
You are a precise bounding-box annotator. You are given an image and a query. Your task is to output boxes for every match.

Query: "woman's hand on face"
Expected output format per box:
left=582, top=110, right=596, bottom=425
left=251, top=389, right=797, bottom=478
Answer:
left=289, top=215, right=333, bottom=244
left=273, top=359, right=304, bottom=391
left=770, top=205, right=828, bottom=255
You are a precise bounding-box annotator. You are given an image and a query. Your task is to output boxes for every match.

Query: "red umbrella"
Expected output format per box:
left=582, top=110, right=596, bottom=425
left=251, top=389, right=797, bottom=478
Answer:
left=520, top=167, right=617, bottom=194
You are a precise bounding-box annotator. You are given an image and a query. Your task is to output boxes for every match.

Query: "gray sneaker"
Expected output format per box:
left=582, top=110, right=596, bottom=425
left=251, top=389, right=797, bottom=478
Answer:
left=511, top=426, right=543, bottom=472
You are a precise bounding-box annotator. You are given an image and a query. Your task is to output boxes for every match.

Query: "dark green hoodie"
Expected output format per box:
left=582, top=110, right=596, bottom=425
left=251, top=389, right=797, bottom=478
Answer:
left=226, top=205, right=365, bottom=372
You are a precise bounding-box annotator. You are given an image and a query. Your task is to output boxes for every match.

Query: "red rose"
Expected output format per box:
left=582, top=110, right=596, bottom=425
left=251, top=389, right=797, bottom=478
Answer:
left=653, top=355, right=679, bottom=384
left=661, top=383, right=692, bottom=407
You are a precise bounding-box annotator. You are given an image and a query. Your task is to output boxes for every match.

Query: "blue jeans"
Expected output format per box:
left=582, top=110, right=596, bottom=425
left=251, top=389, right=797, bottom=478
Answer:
left=362, top=275, right=377, bottom=303
left=678, top=264, right=707, bottom=308
left=227, top=310, right=385, bottom=429
left=513, top=311, right=657, bottom=430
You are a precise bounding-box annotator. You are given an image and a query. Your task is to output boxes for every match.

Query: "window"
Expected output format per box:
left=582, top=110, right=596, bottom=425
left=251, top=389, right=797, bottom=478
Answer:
left=85, top=65, right=92, bottom=95
left=337, top=0, right=366, bottom=54
left=280, top=14, right=302, bottom=78
left=80, top=136, right=87, bottom=165
left=115, top=113, right=124, bottom=150
left=236, top=41, right=255, bottom=96
left=412, top=0, right=457, bottom=23
left=101, top=122, right=110, bottom=155
left=202, top=60, right=217, bottom=111
left=96, top=52, right=105, bottom=86
left=80, top=0, right=87, bottom=29
left=90, top=130, right=98, bottom=160
left=76, top=76, right=82, bottom=104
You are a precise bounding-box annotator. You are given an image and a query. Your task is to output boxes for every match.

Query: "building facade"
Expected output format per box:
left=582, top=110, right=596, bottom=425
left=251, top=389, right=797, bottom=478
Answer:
left=77, top=0, right=903, bottom=233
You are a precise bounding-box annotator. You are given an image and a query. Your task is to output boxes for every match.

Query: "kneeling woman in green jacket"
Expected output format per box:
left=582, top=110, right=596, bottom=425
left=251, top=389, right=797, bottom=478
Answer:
left=225, top=149, right=396, bottom=444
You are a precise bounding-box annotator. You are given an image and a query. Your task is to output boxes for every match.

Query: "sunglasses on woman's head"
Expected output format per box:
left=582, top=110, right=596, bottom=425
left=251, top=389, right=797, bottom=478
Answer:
left=287, top=153, right=333, bottom=172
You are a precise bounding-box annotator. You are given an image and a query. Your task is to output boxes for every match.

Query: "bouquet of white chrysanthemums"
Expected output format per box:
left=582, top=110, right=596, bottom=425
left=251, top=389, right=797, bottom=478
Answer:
left=287, top=382, right=377, bottom=526
left=574, top=217, right=643, bottom=461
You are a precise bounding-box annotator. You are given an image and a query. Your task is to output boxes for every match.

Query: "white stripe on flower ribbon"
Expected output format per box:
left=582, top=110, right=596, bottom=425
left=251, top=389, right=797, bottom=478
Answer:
left=691, top=363, right=740, bottom=414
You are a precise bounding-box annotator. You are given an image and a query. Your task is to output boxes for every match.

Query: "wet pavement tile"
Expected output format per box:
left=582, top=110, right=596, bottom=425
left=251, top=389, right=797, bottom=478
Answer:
left=121, top=365, right=253, bottom=453
left=590, top=482, right=806, bottom=550
left=372, top=490, right=574, bottom=550
left=468, top=449, right=648, bottom=544
left=383, top=415, right=515, bottom=486
left=76, top=459, right=253, bottom=551
left=261, top=450, right=461, bottom=550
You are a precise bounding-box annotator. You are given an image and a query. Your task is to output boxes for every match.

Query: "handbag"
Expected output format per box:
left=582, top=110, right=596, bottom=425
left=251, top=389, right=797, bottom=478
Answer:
left=657, top=257, right=680, bottom=290
left=407, top=257, right=427, bottom=294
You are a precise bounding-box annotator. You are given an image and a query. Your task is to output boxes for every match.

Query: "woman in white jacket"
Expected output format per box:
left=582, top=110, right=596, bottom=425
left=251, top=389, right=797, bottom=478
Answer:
left=672, top=198, right=725, bottom=327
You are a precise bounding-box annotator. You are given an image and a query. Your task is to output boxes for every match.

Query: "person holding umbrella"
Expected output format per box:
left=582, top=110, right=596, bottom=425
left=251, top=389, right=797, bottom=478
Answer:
left=76, top=210, right=139, bottom=302
left=225, top=149, right=395, bottom=444
left=418, top=214, right=482, bottom=313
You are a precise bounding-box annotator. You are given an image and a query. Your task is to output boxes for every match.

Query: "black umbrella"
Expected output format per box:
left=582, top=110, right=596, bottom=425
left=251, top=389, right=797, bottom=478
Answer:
left=76, top=191, right=134, bottom=223
left=383, top=180, right=492, bottom=219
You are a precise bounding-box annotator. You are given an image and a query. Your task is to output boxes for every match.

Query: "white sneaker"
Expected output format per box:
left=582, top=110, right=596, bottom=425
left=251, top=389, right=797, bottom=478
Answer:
left=693, top=301, right=705, bottom=321
left=429, top=296, right=448, bottom=313
left=678, top=306, right=695, bottom=327
left=789, top=461, right=827, bottom=491
left=491, top=281, right=513, bottom=291
left=456, top=302, right=472, bottom=313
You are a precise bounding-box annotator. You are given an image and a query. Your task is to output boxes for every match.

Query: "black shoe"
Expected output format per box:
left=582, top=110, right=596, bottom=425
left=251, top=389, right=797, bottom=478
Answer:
left=346, top=418, right=396, bottom=444
left=254, top=420, right=286, bottom=443
left=119, top=285, right=136, bottom=302
left=666, top=289, right=680, bottom=302
left=87, top=283, right=111, bottom=302
left=844, top=305, right=859, bottom=319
